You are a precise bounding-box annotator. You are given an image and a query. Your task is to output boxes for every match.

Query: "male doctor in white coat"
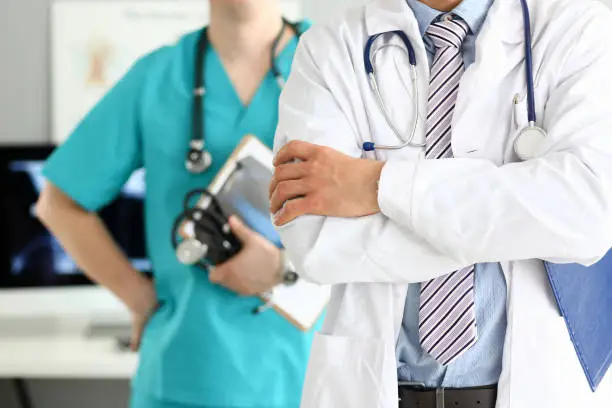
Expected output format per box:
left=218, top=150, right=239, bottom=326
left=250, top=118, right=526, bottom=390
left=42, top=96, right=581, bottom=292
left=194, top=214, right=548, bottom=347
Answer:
left=269, top=0, right=612, bottom=407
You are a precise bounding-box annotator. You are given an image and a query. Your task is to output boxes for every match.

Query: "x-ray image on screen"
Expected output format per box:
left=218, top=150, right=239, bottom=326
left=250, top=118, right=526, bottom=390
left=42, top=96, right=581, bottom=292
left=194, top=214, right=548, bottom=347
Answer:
left=0, top=152, right=150, bottom=288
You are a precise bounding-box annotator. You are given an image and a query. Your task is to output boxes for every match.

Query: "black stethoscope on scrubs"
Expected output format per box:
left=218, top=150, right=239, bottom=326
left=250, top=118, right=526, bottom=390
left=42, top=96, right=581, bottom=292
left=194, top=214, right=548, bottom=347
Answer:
left=174, top=19, right=302, bottom=276
left=186, top=18, right=303, bottom=174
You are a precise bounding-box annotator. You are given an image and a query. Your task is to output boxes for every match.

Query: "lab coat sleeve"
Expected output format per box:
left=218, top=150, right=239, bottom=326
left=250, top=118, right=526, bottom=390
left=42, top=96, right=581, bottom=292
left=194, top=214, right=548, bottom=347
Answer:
left=274, top=31, right=466, bottom=285
left=378, top=14, right=612, bottom=267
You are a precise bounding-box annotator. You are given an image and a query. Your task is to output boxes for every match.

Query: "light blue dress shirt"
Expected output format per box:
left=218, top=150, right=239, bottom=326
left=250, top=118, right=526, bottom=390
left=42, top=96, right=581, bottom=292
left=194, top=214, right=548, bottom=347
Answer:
left=396, top=0, right=508, bottom=388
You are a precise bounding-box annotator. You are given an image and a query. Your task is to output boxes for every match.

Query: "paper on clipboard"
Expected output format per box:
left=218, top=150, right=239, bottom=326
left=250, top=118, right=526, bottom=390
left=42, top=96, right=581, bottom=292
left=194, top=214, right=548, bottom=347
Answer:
left=178, top=135, right=329, bottom=331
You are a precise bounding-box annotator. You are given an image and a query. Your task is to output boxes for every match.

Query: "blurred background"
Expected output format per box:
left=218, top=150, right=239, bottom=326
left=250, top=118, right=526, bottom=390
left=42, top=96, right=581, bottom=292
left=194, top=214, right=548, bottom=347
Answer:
left=0, top=0, right=366, bottom=146
left=1, top=0, right=611, bottom=407
left=0, top=1, right=367, bottom=407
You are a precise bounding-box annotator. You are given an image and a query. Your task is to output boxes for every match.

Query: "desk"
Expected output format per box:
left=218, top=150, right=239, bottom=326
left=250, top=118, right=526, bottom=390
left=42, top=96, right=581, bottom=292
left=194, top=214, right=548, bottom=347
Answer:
left=0, top=336, right=138, bottom=408
left=0, top=336, right=137, bottom=379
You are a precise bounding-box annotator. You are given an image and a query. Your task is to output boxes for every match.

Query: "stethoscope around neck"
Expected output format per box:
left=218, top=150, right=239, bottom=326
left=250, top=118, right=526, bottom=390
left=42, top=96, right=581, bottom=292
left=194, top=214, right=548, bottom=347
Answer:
left=186, top=18, right=302, bottom=174
left=362, top=0, right=547, bottom=161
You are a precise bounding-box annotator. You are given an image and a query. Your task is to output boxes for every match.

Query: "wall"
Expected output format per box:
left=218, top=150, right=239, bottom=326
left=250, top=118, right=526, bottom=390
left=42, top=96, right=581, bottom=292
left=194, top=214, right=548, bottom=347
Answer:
left=0, top=2, right=142, bottom=405
left=0, top=0, right=367, bottom=146
left=304, top=0, right=368, bottom=22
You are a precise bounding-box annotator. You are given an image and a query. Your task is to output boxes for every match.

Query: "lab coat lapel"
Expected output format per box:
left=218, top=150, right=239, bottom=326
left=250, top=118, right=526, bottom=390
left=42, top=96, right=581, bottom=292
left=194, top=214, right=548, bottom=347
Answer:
left=365, top=0, right=425, bottom=64
left=366, top=0, right=430, bottom=150
left=366, top=0, right=417, bottom=36
left=366, top=1, right=428, bottom=343
left=452, top=0, right=525, bottom=155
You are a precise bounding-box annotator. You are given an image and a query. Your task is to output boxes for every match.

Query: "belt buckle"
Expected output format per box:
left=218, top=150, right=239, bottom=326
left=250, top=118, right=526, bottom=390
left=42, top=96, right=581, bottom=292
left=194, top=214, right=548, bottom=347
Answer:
left=398, top=382, right=426, bottom=404
left=398, top=382, right=445, bottom=408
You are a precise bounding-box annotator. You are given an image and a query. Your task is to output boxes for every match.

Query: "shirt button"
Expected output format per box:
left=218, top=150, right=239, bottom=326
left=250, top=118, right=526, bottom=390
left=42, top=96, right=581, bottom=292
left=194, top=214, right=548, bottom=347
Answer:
left=442, top=14, right=453, bottom=22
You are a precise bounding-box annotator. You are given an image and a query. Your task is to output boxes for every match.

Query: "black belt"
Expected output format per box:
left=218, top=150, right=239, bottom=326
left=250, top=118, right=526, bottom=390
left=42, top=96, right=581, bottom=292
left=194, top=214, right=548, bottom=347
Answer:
left=398, top=383, right=497, bottom=408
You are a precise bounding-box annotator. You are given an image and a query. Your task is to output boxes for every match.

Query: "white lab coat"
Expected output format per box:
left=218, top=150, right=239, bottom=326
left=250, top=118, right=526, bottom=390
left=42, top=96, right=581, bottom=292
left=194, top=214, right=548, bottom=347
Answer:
left=274, top=0, right=612, bottom=407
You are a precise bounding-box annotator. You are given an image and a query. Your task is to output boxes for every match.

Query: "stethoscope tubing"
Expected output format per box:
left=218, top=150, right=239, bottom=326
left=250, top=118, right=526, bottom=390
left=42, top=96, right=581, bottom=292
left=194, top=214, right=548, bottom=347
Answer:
left=519, top=0, right=536, bottom=124
left=363, top=31, right=423, bottom=151
left=187, top=19, right=301, bottom=172
left=364, top=0, right=538, bottom=152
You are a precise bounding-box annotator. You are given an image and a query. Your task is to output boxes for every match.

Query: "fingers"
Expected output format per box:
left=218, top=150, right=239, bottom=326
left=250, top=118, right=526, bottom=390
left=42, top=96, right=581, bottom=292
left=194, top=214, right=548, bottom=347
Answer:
left=208, top=265, right=225, bottom=284
left=130, top=321, right=144, bottom=351
left=129, top=301, right=160, bottom=351
left=269, top=160, right=311, bottom=214
left=273, top=140, right=318, bottom=166
left=208, top=264, right=257, bottom=296
left=273, top=197, right=312, bottom=226
left=228, top=215, right=254, bottom=243
left=269, top=161, right=309, bottom=197
left=270, top=180, right=310, bottom=214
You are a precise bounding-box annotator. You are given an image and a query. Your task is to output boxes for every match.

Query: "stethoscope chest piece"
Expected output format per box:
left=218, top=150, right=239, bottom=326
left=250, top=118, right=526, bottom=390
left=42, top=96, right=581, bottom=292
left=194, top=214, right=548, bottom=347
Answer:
left=514, top=125, right=547, bottom=161
left=176, top=238, right=209, bottom=265
left=172, top=189, right=243, bottom=268
left=186, top=146, right=212, bottom=174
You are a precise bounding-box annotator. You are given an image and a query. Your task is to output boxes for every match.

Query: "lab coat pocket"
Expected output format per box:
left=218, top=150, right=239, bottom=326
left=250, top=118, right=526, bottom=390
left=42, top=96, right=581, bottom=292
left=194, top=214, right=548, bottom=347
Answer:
left=301, top=332, right=387, bottom=408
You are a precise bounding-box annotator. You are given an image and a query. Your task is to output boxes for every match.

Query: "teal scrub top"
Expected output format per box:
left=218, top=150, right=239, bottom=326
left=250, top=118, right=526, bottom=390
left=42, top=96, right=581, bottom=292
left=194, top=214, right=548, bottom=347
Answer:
left=43, top=22, right=321, bottom=408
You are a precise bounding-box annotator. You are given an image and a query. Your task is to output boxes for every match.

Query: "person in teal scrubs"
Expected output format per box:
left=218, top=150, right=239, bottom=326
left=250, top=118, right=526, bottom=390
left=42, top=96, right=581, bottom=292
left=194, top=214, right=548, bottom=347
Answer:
left=34, top=1, right=318, bottom=407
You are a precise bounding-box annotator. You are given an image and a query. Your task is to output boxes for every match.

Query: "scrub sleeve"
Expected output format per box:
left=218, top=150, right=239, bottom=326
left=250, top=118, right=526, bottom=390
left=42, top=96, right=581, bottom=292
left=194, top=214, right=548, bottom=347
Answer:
left=42, top=54, right=151, bottom=210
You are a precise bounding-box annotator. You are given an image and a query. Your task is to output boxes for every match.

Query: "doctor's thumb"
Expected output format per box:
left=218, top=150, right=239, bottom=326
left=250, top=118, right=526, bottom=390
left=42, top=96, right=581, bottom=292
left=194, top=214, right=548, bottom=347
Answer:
left=228, top=215, right=254, bottom=242
left=208, top=266, right=225, bottom=283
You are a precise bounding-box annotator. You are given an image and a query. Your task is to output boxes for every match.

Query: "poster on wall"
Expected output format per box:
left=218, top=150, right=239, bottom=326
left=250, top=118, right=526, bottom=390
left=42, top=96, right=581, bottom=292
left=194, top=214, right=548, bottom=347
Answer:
left=50, top=1, right=302, bottom=144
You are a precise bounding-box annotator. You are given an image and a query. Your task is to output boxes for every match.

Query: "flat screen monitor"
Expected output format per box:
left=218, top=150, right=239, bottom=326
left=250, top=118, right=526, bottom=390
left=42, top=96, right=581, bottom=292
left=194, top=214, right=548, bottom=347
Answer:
left=0, top=146, right=151, bottom=289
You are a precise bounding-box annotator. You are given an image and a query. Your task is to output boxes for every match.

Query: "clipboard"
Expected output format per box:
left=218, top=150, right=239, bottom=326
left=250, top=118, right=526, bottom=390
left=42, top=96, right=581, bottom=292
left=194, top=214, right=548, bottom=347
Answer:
left=178, top=135, right=330, bottom=332
left=545, top=251, right=612, bottom=391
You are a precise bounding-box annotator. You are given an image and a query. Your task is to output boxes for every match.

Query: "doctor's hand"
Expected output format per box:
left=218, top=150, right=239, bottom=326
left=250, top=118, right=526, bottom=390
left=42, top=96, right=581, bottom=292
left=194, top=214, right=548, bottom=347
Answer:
left=270, top=140, right=385, bottom=226
left=208, top=216, right=282, bottom=296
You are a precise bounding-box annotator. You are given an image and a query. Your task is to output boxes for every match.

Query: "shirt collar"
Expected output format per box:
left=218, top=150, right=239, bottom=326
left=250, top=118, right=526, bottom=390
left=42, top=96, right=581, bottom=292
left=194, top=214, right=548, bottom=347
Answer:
left=405, top=0, right=494, bottom=37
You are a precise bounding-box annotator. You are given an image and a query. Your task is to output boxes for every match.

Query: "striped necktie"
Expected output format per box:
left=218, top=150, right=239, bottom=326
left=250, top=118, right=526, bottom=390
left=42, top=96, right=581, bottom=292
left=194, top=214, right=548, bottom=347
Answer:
left=418, top=17, right=477, bottom=366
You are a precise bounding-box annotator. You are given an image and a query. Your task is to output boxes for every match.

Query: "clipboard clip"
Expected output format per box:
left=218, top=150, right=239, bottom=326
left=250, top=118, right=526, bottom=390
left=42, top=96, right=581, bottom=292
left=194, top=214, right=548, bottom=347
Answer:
left=253, top=301, right=274, bottom=315
left=252, top=291, right=274, bottom=315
